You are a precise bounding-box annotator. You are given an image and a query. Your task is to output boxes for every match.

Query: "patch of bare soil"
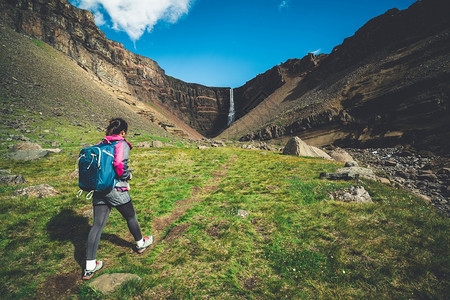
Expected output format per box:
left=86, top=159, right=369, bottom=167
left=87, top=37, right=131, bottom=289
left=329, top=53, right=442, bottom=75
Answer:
left=37, top=271, right=81, bottom=299
left=163, top=223, right=190, bottom=243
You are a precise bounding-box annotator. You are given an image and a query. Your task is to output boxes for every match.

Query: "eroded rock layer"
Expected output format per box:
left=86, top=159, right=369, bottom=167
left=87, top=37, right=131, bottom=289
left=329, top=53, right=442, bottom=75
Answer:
left=0, top=0, right=230, bottom=137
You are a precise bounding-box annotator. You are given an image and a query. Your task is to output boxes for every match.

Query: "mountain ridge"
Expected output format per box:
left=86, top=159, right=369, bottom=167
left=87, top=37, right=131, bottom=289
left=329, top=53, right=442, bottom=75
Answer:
left=220, top=0, right=450, bottom=153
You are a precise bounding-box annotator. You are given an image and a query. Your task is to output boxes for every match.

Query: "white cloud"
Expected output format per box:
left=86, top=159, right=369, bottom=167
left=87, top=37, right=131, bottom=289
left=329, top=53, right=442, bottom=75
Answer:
left=93, top=11, right=106, bottom=26
left=311, top=49, right=321, bottom=55
left=74, top=0, right=192, bottom=41
left=279, top=0, right=289, bottom=10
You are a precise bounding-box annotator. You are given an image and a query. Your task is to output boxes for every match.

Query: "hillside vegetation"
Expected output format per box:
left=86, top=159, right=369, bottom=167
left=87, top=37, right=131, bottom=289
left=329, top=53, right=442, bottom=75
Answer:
left=0, top=24, right=176, bottom=151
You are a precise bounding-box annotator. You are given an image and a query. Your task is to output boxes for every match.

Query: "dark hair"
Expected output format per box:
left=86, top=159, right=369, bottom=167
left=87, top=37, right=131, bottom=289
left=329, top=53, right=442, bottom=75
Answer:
left=106, top=118, right=128, bottom=135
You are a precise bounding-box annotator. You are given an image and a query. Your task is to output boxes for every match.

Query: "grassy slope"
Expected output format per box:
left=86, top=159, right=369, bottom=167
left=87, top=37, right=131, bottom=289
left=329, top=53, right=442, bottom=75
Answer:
left=0, top=25, right=176, bottom=152
left=0, top=143, right=448, bottom=299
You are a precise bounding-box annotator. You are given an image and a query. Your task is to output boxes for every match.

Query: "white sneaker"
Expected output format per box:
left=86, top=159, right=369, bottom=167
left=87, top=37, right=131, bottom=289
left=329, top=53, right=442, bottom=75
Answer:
left=136, top=236, right=153, bottom=253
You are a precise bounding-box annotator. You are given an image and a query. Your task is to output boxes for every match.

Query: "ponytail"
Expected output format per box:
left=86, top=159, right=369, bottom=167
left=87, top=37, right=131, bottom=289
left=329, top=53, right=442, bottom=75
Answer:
left=106, top=118, right=128, bottom=136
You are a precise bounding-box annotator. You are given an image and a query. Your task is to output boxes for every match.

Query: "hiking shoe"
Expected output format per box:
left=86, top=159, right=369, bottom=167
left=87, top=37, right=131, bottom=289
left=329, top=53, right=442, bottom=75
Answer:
left=136, top=236, right=154, bottom=253
left=82, top=261, right=104, bottom=280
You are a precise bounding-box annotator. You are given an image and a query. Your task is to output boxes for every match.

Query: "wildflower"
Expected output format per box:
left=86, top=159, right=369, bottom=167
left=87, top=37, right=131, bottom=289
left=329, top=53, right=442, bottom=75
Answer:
left=342, top=270, right=346, bottom=274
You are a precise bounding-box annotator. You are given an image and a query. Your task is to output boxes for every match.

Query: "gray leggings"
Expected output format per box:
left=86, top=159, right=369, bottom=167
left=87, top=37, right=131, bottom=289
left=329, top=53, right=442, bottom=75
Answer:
left=86, top=201, right=143, bottom=260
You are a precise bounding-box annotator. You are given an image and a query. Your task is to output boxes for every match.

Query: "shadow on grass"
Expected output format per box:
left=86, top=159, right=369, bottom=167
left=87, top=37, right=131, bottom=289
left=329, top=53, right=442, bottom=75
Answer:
left=46, top=209, right=91, bottom=269
left=46, top=209, right=135, bottom=269
left=103, top=233, right=134, bottom=250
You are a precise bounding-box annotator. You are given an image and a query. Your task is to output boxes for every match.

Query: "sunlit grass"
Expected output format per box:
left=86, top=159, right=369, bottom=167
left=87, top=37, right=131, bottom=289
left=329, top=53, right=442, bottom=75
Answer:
left=0, top=144, right=448, bottom=299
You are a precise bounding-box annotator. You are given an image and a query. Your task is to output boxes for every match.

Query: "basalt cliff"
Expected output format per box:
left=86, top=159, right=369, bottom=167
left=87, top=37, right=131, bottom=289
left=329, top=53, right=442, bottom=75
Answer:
left=0, top=0, right=231, bottom=139
left=221, top=0, right=450, bottom=153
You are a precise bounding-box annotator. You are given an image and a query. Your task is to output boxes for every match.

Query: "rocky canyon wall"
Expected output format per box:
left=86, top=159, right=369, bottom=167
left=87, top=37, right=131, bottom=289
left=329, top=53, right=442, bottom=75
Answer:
left=226, top=0, right=450, bottom=153
left=0, top=0, right=231, bottom=137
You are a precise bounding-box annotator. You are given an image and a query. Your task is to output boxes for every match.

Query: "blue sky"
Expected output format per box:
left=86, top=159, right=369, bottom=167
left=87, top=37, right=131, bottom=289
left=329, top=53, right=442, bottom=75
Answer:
left=68, top=0, right=417, bottom=88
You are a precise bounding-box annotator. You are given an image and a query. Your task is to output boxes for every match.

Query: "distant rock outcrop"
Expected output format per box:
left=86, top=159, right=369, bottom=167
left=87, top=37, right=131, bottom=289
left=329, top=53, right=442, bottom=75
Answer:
left=283, top=136, right=331, bottom=159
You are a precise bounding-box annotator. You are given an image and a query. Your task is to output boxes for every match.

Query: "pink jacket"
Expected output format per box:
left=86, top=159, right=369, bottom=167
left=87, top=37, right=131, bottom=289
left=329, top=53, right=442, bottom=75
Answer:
left=101, top=135, right=133, bottom=189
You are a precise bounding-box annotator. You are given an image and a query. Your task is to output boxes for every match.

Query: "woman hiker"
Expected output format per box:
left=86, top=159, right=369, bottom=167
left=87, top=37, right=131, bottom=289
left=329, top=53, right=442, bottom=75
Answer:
left=83, top=118, right=153, bottom=280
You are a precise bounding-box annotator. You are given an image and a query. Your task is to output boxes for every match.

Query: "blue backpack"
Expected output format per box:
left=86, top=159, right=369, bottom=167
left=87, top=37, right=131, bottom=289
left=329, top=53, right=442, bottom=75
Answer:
left=77, top=141, right=117, bottom=199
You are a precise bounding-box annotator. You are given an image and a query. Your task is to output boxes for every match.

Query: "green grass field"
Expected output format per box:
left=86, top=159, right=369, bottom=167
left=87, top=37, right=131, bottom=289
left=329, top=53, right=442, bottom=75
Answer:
left=0, top=137, right=448, bottom=299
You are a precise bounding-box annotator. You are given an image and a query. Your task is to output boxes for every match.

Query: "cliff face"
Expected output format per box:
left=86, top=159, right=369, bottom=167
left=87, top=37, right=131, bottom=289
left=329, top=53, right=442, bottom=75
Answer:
left=0, top=0, right=231, bottom=138
left=220, top=0, right=450, bottom=153
left=233, top=53, right=327, bottom=121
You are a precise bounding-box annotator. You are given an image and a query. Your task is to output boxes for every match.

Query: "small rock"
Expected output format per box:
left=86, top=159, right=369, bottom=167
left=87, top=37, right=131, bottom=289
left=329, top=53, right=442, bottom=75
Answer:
left=320, top=172, right=359, bottom=180
left=135, top=141, right=151, bottom=148
left=330, top=186, right=373, bottom=203
left=44, top=148, right=62, bottom=153
left=197, top=145, right=209, bottom=150
left=88, top=273, right=141, bottom=295
left=344, top=161, right=359, bottom=168
left=237, top=209, right=249, bottom=218
left=384, top=160, right=397, bottom=167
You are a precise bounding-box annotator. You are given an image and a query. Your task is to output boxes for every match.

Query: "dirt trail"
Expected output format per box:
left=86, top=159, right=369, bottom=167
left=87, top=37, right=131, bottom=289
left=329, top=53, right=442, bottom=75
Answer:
left=151, top=154, right=237, bottom=243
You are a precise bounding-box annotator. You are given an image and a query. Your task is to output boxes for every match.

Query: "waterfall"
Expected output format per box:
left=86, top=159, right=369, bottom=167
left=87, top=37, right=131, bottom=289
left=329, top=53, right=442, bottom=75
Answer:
left=227, top=88, right=235, bottom=126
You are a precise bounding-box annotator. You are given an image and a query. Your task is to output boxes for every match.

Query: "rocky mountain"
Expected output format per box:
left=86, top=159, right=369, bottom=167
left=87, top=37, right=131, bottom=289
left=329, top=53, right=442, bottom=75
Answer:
left=220, top=0, right=450, bottom=154
left=1, top=0, right=449, bottom=153
left=0, top=0, right=231, bottom=139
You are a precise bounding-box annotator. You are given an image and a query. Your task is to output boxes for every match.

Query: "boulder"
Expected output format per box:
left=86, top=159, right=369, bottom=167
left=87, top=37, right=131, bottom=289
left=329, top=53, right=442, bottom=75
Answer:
left=320, top=161, right=377, bottom=181
left=13, top=184, right=60, bottom=198
left=329, top=147, right=354, bottom=162
left=330, top=186, right=373, bottom=203
left=152, top=140, right=164, bottom=148
left=282, top=137, right=331, bottom=159
left=88, top=273, right=141, bottom=295
left=197, top=145, right=209, bottom=150
left=0, top=175, right=26, bottom=185
left=8, top=150, right=50, bottom=161
left=11, top=142, right=42, bottom=151
left=336, top=166, right=377, bottom=181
